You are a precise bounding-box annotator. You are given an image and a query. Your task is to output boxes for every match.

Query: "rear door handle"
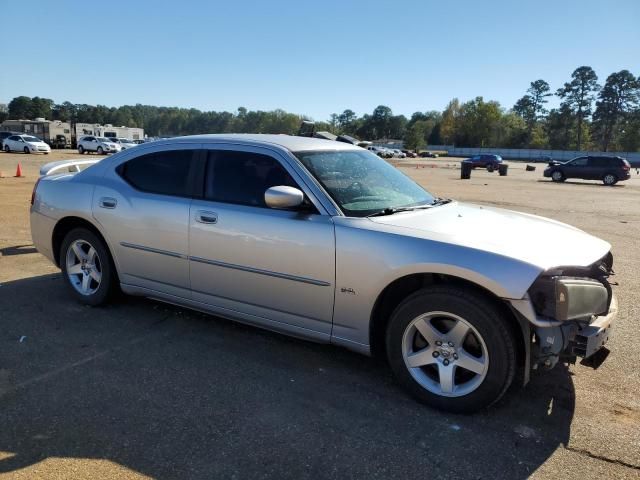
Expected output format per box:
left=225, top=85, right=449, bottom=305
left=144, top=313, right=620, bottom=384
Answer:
left=99, top=197, right=117, bottom=209
left=196, top=210, right=218, bottom=224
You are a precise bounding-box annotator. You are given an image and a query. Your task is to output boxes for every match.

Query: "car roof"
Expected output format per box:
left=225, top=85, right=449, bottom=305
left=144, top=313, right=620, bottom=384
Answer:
left=160, top=134, right=362, bottom=153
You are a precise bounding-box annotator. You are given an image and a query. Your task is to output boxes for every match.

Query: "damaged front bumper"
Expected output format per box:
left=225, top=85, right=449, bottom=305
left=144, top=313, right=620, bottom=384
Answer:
left=509, top=294, right=617, bottom=375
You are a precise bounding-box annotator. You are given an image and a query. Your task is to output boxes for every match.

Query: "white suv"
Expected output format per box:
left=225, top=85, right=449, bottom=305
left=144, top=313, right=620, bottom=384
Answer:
left=77, top=136, right=122, bottom=155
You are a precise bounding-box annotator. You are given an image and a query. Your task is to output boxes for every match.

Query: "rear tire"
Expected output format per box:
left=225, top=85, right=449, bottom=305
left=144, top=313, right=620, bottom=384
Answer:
left=487, top=164, right=495, bottom=173
left=60, top=228, right=116, bottom=306
left=386, top=286, right=516, bottom=413
left=551, top=170, right=565, bottom=182
left=603, top=173, right=618, bottom=186
left=4, top=145, right=9, bottom=153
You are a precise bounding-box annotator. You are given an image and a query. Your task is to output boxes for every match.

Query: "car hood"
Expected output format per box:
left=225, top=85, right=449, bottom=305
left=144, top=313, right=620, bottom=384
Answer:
left=368, top=201, right=610, bottom=270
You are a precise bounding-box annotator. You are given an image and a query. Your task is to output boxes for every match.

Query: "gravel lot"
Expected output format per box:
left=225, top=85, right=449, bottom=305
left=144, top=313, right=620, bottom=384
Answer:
left=0, top=150, right=639, bottom=479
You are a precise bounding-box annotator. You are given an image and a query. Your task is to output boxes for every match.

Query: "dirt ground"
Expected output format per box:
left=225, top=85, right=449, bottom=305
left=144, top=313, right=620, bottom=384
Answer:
left=0, top=150, right=639, bottom=479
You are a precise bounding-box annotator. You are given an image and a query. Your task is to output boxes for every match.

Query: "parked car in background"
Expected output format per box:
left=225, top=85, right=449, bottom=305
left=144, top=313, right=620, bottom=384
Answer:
left=401, top=149, right=417, bottom=158
left=1, top=131, right=23, bottom=148
left=367, top=146, right=393, bottom=158
left=110, top=138, right=138, bottom=150
left=133, top=139, right=146, bottom=145
left=544, top=156, right=631, bottom=186
left=464, top=154, right=502, bottom=170
left=3, top=134, right=50, bottom=154
left=419, top=151, right=439, bottom=158
left=77, top=136, right=122, bottom=155
left=31, top=134, right=618, bottom=413
left=393, top=149, right=406, bottom=158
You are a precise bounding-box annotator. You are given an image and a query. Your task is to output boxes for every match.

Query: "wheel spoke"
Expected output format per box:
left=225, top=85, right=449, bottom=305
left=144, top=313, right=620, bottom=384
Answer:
left=406, top=347, right=437, bottom=368
left=414, top=318, right=441, bottom=345
left=89, top=268, right=101, bottom=283
left=67, top=263, right=83, bottom=275
left=457, top=351, right=486, bottom=375
left=87, top=247, right=97, bottom=264
left=446, top=320, right=469, bottom=346
left=438, top=363, right=455, bottom=393
left=81, top=273, right=91, bottom=292
left=72, top=243, right=86, bottom=261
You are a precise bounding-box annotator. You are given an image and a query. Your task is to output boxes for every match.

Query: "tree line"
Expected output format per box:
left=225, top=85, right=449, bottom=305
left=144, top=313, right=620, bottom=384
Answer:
left=3, top=66, right=639, bottom=152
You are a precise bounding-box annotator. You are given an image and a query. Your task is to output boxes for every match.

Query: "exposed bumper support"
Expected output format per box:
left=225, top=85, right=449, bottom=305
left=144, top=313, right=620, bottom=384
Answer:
left=508, top=295, right=617, bottom=371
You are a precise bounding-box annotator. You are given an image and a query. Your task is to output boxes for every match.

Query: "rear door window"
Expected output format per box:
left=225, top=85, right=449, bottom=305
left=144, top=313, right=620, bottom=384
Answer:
left=118, top=150, right=196, bottom=197
left=589, top=157, right=609, bottom=168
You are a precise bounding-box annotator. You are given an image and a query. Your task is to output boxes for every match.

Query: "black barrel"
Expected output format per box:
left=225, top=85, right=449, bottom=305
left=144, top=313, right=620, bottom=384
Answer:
left=498, top=164, right=509, bottom=176
left=461, top=161, right=472, bottom=179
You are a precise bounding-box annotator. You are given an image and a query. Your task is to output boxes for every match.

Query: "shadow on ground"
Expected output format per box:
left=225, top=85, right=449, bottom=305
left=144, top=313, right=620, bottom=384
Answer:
left=0, top=274, right=575, bottom=479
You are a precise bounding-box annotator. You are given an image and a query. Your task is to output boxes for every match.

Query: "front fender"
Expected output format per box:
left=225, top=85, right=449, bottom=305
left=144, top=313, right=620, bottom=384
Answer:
left=331, top=221, right=542, bottom=349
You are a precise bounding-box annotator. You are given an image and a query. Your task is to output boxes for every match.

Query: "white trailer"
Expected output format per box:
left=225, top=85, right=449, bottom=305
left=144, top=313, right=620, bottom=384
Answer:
left=74, top=123, right=144, bottom=142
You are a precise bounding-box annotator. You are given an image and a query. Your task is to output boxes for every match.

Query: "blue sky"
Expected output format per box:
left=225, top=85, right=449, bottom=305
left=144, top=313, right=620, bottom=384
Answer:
left=1, top=0, right=638, bottom=121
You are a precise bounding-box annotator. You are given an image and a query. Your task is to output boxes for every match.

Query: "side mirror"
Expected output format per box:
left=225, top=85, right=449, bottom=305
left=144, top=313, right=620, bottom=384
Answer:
left=265, top=186, right=304, bottom=209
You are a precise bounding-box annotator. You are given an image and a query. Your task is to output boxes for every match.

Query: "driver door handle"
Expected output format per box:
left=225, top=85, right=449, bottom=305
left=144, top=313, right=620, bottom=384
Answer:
left=196, top=210, right=218, bottom=224
left=99, top=197, right=117, bottom=209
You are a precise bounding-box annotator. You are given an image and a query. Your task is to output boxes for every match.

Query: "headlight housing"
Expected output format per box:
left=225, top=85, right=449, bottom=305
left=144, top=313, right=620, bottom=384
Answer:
left=529, top=276, right=608, bottom=321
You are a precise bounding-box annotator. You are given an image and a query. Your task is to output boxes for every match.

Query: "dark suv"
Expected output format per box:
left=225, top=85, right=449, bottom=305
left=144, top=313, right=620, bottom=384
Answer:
left=464, top=154, right=503, bottom=170
left=544, top=156, right=631, bottom=186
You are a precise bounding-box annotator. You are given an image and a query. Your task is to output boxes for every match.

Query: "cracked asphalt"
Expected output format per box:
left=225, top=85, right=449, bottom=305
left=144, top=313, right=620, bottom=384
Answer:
left=0, top=152, right=638, bottom=479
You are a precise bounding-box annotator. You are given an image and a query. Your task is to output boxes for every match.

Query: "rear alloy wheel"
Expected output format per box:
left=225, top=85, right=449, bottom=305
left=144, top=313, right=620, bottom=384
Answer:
left=60, top=228, right=116, bottom=306
left=487, top=164, right=495, bottom=173
left=603, top=173, right=618, bottom=186
left=386, top=286, right=516, bottom=413
left=551, top=170, right=565, bottom=182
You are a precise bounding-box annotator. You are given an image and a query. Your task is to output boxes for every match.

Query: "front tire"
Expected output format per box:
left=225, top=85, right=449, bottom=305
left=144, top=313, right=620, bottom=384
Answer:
left=386, top=286, right=516, bottom=413
left=78, top=145, right=84, bottom=154
left=60, top=228, right=116, bottom=306
left=603, top=173, right=618, bottom=186
left=4, top=145, right=9, bottom=153
left=24, top=147, right=29, bottom=154
left=97, top=146, right=104, bottom=155
left=551, top=170, right=565, bottom=182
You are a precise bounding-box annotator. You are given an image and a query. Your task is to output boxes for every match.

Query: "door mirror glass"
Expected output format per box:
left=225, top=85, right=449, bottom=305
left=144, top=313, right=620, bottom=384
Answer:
left=265, top=186, right=304, bottom=209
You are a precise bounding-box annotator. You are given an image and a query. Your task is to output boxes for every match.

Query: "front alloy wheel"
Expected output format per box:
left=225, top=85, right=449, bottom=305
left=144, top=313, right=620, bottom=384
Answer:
left=551, top=170, right=564, bottom=182
left=386, top=286, right=516, bottom=413
left=402, top=312, right=488, bottom=397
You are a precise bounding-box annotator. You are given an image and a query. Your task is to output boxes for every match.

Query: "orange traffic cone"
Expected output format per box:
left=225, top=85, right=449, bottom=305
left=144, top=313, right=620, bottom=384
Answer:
left=15, top=163, right=23, bottom=177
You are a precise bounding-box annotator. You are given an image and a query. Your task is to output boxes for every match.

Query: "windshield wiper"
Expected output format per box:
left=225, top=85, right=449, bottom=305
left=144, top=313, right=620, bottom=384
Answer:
left=431, top=197, right=453, bottom=206
left=366, top=205, right=431, bottom=217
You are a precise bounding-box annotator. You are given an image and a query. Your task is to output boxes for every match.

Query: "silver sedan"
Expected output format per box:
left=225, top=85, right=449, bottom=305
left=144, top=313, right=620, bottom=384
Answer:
left=30, top=135, right=617, bottom=412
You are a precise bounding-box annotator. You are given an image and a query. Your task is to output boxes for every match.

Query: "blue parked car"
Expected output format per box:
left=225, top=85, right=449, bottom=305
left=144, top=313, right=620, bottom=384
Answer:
left=464, top=154, right=503, bottom=171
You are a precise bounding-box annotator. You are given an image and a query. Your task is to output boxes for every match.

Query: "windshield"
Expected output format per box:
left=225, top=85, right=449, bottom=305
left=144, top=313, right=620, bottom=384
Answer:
left=23, top=136, right=41, bottom=142
left=295, top=149, right=435, bottom=217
